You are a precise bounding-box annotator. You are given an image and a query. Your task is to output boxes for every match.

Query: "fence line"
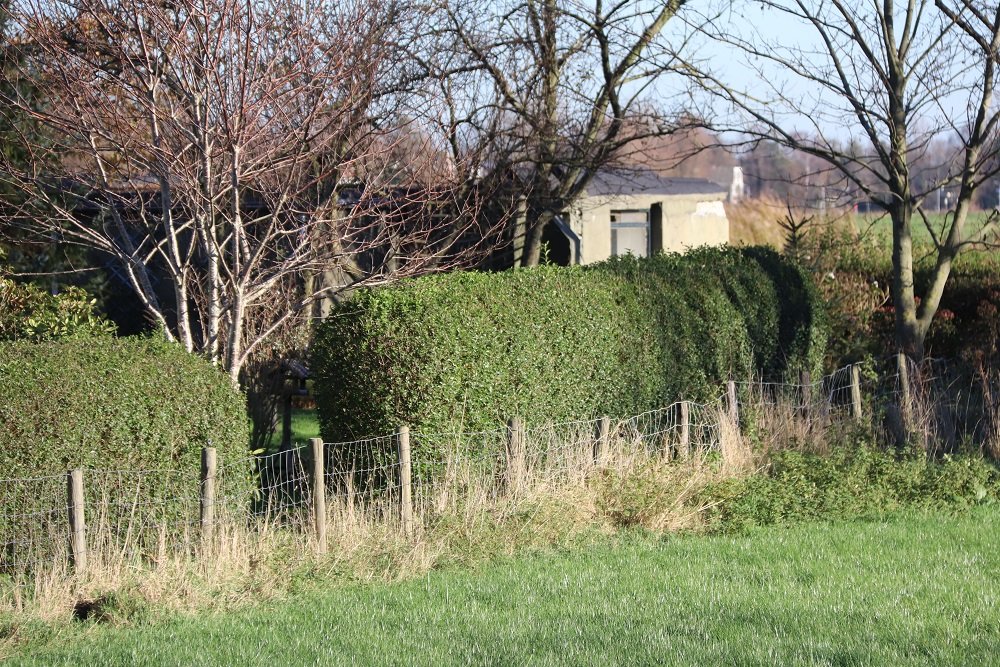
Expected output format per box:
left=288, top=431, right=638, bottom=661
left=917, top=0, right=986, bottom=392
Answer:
left=1, top=356, right=988, bottom=592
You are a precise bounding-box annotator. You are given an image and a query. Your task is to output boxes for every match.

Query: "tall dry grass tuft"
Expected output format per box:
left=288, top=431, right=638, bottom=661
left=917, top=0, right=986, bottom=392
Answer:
left=717, top=404, right=753, bottom=474
left=976, top=366, right=1000, bottom=461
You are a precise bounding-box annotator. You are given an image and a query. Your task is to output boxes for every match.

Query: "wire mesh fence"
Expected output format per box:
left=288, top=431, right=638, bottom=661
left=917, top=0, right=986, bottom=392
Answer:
left=1, top=356, right=987, bottom=595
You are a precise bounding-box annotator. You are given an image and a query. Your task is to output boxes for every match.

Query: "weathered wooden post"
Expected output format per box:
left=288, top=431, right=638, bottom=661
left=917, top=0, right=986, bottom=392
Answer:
left=505, top=417, right=525, bottom=495
left=67, top=468, right=87, bottom=574
left=849, top=364, right=863, bottom=421
left=398, top=425, right=414, bottom=537
left=726, top=381, right=739, bottom=427
left=200, top=446, right=217, bottom=544
left=281, top=381, right=293, bottom=451
left=594, top=416, right=610, bottom=465
left=310, top=437, right=327, bottom=554
left=678, top=401, right=691, bottom=459
left=799, top=370, right=813, bottom=413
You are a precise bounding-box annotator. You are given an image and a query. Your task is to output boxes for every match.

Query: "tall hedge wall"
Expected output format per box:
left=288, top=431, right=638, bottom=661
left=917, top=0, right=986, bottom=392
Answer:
left=0, top=336, right=250, bottom=515
left=312, top=247, right=826, bottom=456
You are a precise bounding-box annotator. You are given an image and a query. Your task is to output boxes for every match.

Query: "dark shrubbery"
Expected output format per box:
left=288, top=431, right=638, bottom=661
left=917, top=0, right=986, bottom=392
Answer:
left=312, top=247, right=827, bottom=469
left=0, top=336, right=249, bottom=512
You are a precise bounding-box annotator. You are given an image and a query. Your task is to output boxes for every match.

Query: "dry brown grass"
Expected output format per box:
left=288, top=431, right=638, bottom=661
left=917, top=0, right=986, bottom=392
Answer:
left=726, top=196, right=859, bottom=248
left=0, top=383, right=897, bottom=641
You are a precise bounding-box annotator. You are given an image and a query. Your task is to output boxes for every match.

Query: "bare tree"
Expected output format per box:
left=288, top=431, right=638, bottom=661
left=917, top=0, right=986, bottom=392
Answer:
left=696, top=0, right=1000, bottom=357
left=0, top=0, right=493, bottom=388
left=420, top=0, right=704, bottom=267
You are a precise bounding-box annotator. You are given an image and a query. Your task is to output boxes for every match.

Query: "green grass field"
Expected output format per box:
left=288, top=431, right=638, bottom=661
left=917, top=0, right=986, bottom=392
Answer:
left=858, top=209, right=996, bottom=248
left=8, top=508, right=999, bottom=666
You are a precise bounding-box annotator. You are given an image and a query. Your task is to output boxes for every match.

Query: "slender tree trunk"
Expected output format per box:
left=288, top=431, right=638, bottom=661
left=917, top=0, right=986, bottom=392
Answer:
left=226, top=297, right=245, bottom=384
left=891, top=203, right=923, bottom=358
left=520, top=209, right=555, bottom=267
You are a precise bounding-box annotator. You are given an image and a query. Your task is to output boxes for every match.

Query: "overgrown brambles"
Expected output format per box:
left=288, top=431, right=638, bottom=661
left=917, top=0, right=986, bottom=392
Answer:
left=312, top=246, right=827, bottom=473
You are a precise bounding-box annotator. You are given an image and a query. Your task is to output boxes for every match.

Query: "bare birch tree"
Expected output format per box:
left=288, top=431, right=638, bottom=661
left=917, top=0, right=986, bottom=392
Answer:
left=419, top=0, right=704, bottom=267
left=0, top=0, right=493, bottom=389
left=696, top=0, right=1000, bottom=357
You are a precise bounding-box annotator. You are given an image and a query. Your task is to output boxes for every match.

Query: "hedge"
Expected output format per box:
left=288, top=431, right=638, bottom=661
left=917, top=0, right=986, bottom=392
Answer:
left=0, top=336, right=250, bottom=522
left=312, top=247, right=827, bottom=473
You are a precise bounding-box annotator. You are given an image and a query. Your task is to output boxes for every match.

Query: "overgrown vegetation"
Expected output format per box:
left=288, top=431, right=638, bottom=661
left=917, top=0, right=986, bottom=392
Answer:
left=702, top=445, right=999, bottom=532
left=727, top=201, right=1000, bottom=368
left=312, top=247, right=826, bottom=472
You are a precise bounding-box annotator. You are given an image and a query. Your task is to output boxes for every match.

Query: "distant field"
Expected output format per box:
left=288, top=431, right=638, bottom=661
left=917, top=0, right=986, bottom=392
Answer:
left=728, top=199, right=998, bottom=253
left=9, top=508, right=999, bottom=666
left=857, top=210, right=997, bottom=247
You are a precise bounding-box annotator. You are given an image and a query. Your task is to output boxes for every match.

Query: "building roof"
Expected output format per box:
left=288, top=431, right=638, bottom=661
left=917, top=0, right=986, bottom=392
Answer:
left=583, top=167, right=726, bottom=198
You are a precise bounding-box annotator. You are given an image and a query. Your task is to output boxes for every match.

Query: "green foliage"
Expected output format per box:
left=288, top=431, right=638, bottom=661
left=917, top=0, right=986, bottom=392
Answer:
left=0, top=278, right=116, bottom=342
left=804, top=225, right=1000, bottom=365
left=702, top=445, right=1000, bottom=533
left=0, top=336, right=250, bottom=514
left=312, top=247, right=826, bottom=472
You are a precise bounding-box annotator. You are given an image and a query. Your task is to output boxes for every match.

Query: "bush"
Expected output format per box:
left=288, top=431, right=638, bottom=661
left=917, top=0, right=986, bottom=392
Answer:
left=312, top=247, right=826, bottom=472
left=0, top=278, right=115, bottom=342
left=0, top=336, right=250, bottom=516
left=702, top=445, right=1000, bottom=532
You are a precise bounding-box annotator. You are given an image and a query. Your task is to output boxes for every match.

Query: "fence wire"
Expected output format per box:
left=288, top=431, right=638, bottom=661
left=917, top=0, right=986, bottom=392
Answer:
left=3, top=359, right=984, bottom=591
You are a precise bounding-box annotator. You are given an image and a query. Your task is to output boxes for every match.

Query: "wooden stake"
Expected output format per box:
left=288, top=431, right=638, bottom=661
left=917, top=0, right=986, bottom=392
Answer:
left=67, top=468, right=87, bottom=574
left=200, top=447, right=217, bottom=543
left=505, top=417, right=525, bottom=495
left=398, top=426, right=414, bottom=537
left=850, top=364, right=863, bottom=421
left=679, top=401, right=691, bottom=459
left=594, top=416, right=610, bottom=465
left=310, top=437, right=327, bottom=554
left=726, top=381, right=739, bottom=426
left=800, top=370, right=813, bottom=412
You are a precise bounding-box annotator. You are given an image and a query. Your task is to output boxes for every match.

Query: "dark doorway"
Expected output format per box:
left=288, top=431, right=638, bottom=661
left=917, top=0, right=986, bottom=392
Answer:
left=540, top=220, right=571, bottom=266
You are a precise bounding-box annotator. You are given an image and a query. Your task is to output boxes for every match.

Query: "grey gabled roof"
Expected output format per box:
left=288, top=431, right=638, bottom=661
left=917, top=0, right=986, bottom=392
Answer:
left=583, top=167, right=726, bottom=197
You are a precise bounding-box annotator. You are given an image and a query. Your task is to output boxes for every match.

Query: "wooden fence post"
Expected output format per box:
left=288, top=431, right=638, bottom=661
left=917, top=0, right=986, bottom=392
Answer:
left=726, top=381, right=739, bottom=427
left=505, top=417, right=525, bottom=495
left=67, top=468, right=87, bottom=574
left=799, top=370, right=813, bottom=413
left=594, top=416, right=610, bottom=465
left=200, top=446, right=217, bottom=544
left=310, top=437, right=327, bottom=554
left=679, top=401, right=691, bottom=459
left=398, top=426, right=414, bottom=537
left=850, top=364, right=863, bottom=421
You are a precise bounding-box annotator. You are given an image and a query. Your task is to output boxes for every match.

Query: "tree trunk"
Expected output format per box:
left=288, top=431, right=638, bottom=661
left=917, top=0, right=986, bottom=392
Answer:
left=890, top=204, right=924, bottom=358
left=241, top=358, right=283, bottom=454
left=520, top=209, right=555, bottom=268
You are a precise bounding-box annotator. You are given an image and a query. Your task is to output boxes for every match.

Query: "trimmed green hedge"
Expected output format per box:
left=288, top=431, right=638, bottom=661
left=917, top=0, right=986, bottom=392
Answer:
left=312, top=247, right=826, bottom=465
left=0, top=336, right=250, bottom=517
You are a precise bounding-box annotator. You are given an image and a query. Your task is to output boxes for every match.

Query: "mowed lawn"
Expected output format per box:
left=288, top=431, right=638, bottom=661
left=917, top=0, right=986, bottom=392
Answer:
left=10, top=509, right=1000, bottom=666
